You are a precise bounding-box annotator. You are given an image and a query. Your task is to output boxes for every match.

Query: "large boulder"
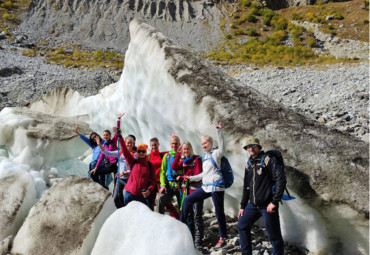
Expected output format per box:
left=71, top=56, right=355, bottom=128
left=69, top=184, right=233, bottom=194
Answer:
left=0, top=171, right=36, bottom=244
left=91, top=202, right=196, bottom=255
left=11, top=176, right=115, bottom=255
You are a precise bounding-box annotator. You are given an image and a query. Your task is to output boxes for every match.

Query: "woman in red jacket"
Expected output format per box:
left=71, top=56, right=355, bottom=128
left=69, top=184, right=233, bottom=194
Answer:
left=118, top=128, right=156, bottom=208
left=172, top=141, right=204, bottom=250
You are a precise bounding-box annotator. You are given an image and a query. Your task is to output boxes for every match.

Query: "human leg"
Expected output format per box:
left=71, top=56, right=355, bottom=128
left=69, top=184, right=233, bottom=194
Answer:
left=193, top=200, right=204, bottom=248
left=180, top=188, right=210, bottom=223
left=211, top=191, right=227, bottom=239
left=113, top=179, right=127, bottom=208
left=238, top=203, right=261, bottom=255
left=261, top=208, right=284, bottom=255
left=158, top=187, right=176, bottom=214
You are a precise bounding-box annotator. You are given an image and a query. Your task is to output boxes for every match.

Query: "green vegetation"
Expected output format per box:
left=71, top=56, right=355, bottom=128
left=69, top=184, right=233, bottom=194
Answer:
left=21, top=46, right=124, bottom=71
left=204, top=0, right=358, bottom=66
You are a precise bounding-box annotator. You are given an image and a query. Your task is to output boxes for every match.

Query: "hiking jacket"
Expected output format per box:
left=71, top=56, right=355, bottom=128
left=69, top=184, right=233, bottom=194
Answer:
left=96, top=139, right=118, bottom=167
left=148, top=150, right=168, bottom=183
left=240, top=151, right=287, bottom=209
left=119, top=135, right=156, bottom=196
left=172, top=153, right=202, bottom=193
left=160, top=150, right=183, bottom=189
left=189, top=128, right=225, bottom=193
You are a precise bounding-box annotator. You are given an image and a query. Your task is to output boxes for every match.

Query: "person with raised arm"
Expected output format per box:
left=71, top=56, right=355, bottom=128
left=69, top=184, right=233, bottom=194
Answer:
left=75, top=126, right=108, bottom=188
left=172, top=141, right=204, bottom=250
left=117, top=115, right=156, bottom=208
left=180, top=122, right=228, bottom=250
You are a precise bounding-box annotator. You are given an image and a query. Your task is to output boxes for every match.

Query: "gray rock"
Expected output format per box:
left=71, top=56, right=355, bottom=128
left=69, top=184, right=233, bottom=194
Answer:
left=11, top=176, right=115, bottom=255
left=0, top=235, right=12, bottom=255
left=325, top=15, right=334, bottom=20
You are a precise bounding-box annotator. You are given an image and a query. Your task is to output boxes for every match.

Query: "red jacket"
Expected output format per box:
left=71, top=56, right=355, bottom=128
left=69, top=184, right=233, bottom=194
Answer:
left=119, top=136, right=156, bottom=196
left=172, top=152, right=202, bottom=193
left=148, top=150, right=168, bottom=182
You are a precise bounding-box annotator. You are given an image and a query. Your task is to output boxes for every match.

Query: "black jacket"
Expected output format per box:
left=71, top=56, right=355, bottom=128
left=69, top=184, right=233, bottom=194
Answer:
left=240, top=151, right=287, bottom=209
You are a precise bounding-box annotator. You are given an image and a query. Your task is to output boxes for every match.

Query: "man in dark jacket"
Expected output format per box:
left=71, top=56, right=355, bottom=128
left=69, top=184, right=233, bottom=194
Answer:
left=237, top=137, right=286, bottom=255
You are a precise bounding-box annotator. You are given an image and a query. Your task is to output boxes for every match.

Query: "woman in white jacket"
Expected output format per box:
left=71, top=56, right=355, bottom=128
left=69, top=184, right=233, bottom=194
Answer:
left=180, top=122, right=227, bottom=250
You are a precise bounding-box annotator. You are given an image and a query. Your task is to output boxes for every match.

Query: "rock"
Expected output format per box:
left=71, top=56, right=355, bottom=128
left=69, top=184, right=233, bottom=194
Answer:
left=0, top=235, right=12, bottom=255
left=11, top=176, right=115, bottom=255
left=0, top=171, right=36, bottom=242
left=326, top=15, right=334, bottom=20
left=0, top=66, right=23, bottom=77
left=317, top=116, right=327, bottom=123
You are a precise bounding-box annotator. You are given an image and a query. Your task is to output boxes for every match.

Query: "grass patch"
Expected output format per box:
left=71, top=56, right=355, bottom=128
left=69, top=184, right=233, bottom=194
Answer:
left=0, top=0, right=32, bottom=29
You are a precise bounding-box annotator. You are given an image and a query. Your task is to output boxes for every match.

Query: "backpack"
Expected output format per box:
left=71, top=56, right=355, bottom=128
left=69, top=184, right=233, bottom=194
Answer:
left=166, top=153, right=178, bottom=182
left=259, top=150, right=295, bottom=201
left=202, top=152, right=234, bottom=190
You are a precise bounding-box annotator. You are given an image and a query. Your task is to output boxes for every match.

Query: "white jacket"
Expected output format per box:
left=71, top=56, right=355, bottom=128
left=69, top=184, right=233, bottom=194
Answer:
left=189, top=128, right=225, bottom=192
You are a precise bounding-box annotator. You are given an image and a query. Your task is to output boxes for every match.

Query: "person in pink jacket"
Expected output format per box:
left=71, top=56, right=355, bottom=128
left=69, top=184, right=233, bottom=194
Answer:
left=172, top=141, right=204, bottom=250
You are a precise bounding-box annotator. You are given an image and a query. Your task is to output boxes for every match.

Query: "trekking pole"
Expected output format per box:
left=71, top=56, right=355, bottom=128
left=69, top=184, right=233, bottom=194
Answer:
left=180, top=179, right=188, bottom=211
left=116, top=119, right=121, bottom=196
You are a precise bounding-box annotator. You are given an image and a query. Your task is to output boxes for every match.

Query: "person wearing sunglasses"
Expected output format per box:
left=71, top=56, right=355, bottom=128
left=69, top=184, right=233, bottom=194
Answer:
left=75, top=125, right=108, bottom=188
left=116, top=125, right=156, bottom=208
left=238, top=137, right=286, bottom=255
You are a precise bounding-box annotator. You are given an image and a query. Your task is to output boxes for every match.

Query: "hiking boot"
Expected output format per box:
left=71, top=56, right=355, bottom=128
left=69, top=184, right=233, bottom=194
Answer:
left=214, top=237, right=227, bottom=250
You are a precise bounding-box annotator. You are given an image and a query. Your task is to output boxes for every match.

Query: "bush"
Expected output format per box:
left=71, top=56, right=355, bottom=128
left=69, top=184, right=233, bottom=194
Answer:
left=245, top=13, right=257, bottom=23
left=291, top=13, right=303, bottom=21
left=307, top=36, right=316, bottom=47
left=225, top=34, right=232, bottom=40
left=250, top=1, right=262, bottom=9
left=247, top=28, right=259, bottom=36
left=233, top=14, right=240, bottom=19
left=233, top=28, right=246, bottom=36
left=364, top=19, right=369, bottom=24
left=1, top=1, right=13, bottom=9
left=271, top=16, right=288, bottom=31
left=230, top=24, right=238, bottom=29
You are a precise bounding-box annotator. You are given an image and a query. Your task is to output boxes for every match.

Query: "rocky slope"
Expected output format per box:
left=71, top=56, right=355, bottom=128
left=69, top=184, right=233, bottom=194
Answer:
left=19, top=0, right=225, bottom=53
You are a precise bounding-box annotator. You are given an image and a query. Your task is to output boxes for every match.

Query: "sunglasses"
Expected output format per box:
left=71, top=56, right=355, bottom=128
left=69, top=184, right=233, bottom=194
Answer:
left=138, top=150, right=146, bottom=153
left=91, top=135, right=97, bottom=140
left=246, top=144, right=257, bottom=149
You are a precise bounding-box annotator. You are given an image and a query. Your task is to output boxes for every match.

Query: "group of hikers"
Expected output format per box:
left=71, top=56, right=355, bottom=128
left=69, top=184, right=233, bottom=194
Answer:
left=75, top=113, right=287, bottom=255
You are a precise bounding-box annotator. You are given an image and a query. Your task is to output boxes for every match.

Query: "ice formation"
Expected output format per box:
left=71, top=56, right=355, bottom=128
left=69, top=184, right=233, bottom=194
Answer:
left=0, top=19, right=367, bottom=254
left=92, top=202, right=196, bottom=255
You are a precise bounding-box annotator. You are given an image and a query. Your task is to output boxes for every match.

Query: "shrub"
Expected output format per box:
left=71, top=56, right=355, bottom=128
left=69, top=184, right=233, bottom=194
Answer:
left=225, top=34, right=232, bottom=40
left=307, top=36, right=316, bottom=47
left=291, top=13, right=303, bottom=21
left=364, top=19, right=369, bottom=24
left=271, top=16, right=288, bottom=31
left=233, top=28, right=246, bottom=36
left=247, top=28, right=259, bottom=36
left=1, top=1, right=13, bottom=9
left=55, top=47, right=65, bottom=54
left=245, top=13, right=257, bottom=23
left=230, top=24, right=238, bottom=29
left=233, top=14, right=240, bottom=19
left=250, top=7, right=261, bottom=16
left=250, top=1, right=262, bottom=9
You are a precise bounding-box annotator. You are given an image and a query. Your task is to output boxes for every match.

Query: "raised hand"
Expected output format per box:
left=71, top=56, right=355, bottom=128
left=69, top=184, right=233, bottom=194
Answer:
left=75, top=125, right=80, bottom=135
left=118, top=113, right=126, bottom=119
left=170, top=131, right=175, bottom=138
left=96, top=136, right=101, bottom=145
left=216, top=122, right=222, bottom=129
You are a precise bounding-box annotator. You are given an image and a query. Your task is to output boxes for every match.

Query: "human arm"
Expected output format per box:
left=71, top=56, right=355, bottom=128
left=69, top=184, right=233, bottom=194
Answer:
left=268, top=156, right=287, bottom=207
left=171, top=151, right=183, bottom=171
left=188, top=172, right=203, bottom=182
left=240, top=166, right=250, bottom=210
left=159, top=154, right=168, bottom=194
left=212, top=122, right=225, bottom=161
left=118, top=133, right=135, bottom=167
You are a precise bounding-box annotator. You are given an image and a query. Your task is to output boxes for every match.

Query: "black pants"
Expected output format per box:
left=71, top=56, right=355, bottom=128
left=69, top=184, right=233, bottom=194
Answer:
left=188, top=199, right=204, bottom=247
left=113, top=178, right=127, bottom=208
left=91, top=162, right=117, bottom=189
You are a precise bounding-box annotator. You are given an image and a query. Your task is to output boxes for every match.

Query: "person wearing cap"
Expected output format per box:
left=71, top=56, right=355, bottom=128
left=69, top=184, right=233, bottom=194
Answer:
left=117, top=120, right=156, bottom=208
left=238, top=137, right=286, bottom=255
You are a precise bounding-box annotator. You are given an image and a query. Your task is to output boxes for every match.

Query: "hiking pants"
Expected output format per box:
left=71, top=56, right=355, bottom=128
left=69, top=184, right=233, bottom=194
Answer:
left=113, top=178, right=127, bottom=209
left=238, top=203, right=284, bottom=255
left=91, top=162, right=117, bottom=189
left=188, top=200, right=204, bottom=246
left=124, top=191, right=150, bottom=209
left=158, top=185, right=181, bottom=217
left=180, top=187, right=227, bottom=239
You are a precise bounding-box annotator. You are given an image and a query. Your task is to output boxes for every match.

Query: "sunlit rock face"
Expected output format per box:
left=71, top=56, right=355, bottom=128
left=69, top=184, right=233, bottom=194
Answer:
left=92, top=202, right=196, bottom=255
left=20, top=0, right=224, bottom=52
left=0, top=171, right=36, bottom=242
left=11, top=176, right=115, bottom=255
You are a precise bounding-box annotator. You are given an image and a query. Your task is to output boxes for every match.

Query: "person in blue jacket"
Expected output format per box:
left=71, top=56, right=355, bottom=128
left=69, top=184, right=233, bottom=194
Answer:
left=75, top=125, right=112, bottom=188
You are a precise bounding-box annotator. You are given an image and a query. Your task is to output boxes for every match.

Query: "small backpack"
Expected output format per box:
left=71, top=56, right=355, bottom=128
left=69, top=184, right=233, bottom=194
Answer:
left=202, top=152, right=234, bottom=190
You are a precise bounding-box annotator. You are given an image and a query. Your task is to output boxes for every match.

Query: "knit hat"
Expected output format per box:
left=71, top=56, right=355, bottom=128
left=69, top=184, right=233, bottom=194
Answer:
left=243, top=137, right=261, bottom=150
left=137, top=144, right=148, bottom=152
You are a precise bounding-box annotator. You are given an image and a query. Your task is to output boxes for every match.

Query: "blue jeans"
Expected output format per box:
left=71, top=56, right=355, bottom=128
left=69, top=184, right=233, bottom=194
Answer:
left=238, top=203, right=284, bottom=255
left=180, top=187, right=227, bottom=238
left=124, top=191, right=150, bottom=209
